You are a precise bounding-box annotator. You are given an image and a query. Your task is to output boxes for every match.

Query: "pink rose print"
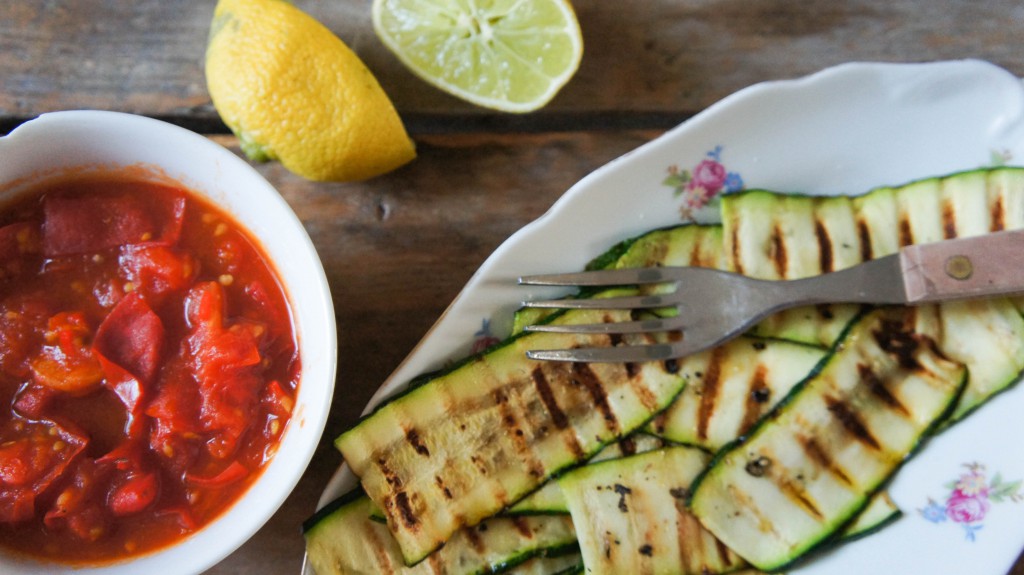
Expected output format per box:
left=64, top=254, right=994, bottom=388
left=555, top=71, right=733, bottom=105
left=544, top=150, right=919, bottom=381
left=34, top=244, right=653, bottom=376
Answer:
left=688, top=158, right=728, bottom=195
left=663, top=146, right=744, bottom=221
left=945, top=492, right=990, bottom=523
left=919, top=462, right=1021, bottom=542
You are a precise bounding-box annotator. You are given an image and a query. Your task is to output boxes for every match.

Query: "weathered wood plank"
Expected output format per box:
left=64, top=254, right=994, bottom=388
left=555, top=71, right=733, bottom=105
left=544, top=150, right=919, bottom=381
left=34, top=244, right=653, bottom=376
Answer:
left=3, top=0, right=1024, bottom=127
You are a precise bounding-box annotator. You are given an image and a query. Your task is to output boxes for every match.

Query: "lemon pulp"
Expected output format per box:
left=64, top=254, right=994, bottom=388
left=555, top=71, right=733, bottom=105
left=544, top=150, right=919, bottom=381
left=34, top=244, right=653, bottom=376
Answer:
left=373, top=0, right=583, bottom=113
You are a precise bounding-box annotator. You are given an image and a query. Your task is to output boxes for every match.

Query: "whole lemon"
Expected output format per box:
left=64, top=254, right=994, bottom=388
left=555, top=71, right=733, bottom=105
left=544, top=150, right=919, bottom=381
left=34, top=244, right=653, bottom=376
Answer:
left=206, top=0, right=415, bottom=181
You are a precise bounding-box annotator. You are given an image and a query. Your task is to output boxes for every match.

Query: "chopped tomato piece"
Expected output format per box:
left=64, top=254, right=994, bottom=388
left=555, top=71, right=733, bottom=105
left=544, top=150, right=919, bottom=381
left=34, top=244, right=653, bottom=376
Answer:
left=119, top=244, right=198, bottom=302
left=0, top=419, right=88, bottom=523
left=42, top=193, right=186, bottom=257
left=184, top=282, right=266, bottom=459
left=145, top=367, right=201, bottom=474
left=108, top=471, right=159, bottom=517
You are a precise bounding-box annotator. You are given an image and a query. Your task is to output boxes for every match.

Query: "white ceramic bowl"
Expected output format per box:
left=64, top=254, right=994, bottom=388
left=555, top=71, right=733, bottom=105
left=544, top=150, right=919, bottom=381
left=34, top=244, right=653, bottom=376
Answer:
left=0, top=111, right=337, bottom=574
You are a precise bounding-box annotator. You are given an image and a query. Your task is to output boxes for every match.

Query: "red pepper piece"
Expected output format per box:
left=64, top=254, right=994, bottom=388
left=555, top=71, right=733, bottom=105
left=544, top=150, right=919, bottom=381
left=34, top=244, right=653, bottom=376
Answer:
left=42, top=193, right=185, bottom=257
left=94, top=292, right=166, bottom=385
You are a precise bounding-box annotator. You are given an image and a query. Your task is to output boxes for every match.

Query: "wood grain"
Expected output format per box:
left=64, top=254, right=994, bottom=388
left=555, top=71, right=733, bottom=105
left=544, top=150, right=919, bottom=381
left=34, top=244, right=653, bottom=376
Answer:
left=3, top=0, right=1024, bottom=128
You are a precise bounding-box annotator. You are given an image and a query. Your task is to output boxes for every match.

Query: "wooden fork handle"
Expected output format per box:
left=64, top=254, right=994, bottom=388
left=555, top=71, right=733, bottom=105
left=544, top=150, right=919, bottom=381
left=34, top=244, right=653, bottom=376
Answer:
left=901, top=228, right=1024, bottom=303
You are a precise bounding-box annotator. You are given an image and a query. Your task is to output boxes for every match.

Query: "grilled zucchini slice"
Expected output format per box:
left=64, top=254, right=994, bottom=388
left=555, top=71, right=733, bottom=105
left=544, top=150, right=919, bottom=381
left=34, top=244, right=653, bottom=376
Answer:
left=304, top=490, right=577, bottom=575
left=559, top=445, right=746, bottom=575
left=336, top=294, right=687, bottom=564
left=723, top=167, right=1024, bottom=424
left=689, top=305, right=966, bottom=571
left=646, top=335, right=826, bottom=451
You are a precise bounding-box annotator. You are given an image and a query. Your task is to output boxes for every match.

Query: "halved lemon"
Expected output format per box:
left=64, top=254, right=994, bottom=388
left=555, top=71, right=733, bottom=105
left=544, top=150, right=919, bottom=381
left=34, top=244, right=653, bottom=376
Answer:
left=373, top=0, right=584, bottom=113
left=206, top=0, right=416, bottom=182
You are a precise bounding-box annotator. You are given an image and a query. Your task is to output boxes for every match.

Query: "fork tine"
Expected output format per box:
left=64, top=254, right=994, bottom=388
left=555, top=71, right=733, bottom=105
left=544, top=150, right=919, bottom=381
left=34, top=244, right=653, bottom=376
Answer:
left=521, top=292, right=674, bottom=310
left=518, top=267, right=678, bottom=287
left=526, top=341, right=699, bottom=363
left=524, top=315, right=685, bottom=334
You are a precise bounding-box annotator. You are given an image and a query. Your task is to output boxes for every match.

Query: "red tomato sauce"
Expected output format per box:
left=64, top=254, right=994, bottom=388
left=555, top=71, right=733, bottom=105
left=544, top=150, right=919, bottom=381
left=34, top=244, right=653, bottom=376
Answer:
left=0, top=177, right=299, bottom=564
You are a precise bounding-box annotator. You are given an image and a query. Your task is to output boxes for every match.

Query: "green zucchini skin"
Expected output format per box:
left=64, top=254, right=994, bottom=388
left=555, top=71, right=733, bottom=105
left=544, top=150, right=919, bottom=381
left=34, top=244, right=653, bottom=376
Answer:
left=688, top=306, right=967, bottom=572
left=304, top=492, right=578, bottom=575
left=336, top=293, right=687, bottom=564
left=833, top=491, right=901, bottom=543
left=559, top=445, right=747, bottom=575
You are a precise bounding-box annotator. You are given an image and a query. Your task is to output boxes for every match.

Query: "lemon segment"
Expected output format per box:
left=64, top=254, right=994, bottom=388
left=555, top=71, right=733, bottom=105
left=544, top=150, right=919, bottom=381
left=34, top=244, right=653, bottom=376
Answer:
left=206, top=0, right=416, bottom=182
left=373, top=0, right=584, bottom=113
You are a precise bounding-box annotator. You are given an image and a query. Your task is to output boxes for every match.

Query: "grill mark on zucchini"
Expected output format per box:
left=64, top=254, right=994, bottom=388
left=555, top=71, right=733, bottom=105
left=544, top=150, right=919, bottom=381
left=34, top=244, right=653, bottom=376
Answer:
left=405, top=428, right=430, bottom=457
left=898, top=216, right=913, bottom=246
left=572, top=363, right=619, bottom=434
left=774, top=472, right=825, bottom=521
left=511, top=516, right=534, bottom=539
left=741, top=365, right=771, bottom=434
left=857, top=219, right=873, bottom=261
left=435, top=475, right=453, bottom=500
left=941, top=200, right=957, bottom=239
left=495, top=388, right=547, bottom=480
left=392, top=491, right=420, bottom=530
left=730, top=226, right=745, bottom=275
left=824, top=395, right=881, bottom=450
left=770, top=225, right=787, bottom=277
left=798, top=434, right=853, bottom=486
left=727, top=483, right=780, bottom=538
left=991, top=195, right=1006, bottom=231
left=464, top=523, right=486, bottom=553
left=814, top=220, right=834, bottom=273
left=873, top=318, right=923, bottom=370
left=696, top=347, right=725, bottom=441
left=857, top=363, right=910, bottom=416
left=531, top=366, right=587, bottom=460
left=531, top=367, right=570, bottom=431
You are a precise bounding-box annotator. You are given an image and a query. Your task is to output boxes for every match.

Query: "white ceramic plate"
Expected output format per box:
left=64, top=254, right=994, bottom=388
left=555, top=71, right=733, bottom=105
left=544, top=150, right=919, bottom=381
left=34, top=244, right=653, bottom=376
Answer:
left=312, top=59, right=1024, bottom=574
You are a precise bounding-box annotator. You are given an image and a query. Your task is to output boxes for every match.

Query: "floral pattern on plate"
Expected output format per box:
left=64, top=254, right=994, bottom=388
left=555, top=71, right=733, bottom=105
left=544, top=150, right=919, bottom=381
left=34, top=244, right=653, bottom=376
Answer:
left=663, top=145, right=744, bottom=220
left=918, top=462, right=1022, bottom=541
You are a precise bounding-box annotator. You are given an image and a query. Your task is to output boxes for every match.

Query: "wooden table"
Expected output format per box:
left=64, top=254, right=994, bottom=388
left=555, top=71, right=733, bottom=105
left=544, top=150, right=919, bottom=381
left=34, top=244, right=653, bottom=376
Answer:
left=3, top=1, right=1024, bottom=573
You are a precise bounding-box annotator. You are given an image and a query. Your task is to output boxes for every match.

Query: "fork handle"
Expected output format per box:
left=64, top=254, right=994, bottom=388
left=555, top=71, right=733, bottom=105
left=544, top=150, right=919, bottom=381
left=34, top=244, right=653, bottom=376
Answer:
left=761, top=229, right=1024, bottom=309
left=900, top=229, right=1024, bottom=303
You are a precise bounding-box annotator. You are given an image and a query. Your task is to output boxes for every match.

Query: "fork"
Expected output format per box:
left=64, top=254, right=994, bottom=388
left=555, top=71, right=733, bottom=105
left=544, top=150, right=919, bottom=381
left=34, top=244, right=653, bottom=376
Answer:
left=517, top=228, right=1024, bottom=362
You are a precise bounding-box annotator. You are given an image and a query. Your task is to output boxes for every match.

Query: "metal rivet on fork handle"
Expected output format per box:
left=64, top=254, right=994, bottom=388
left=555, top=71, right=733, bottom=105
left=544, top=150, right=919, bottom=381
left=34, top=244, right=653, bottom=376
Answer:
left=944, top=255, right=973, bottom=280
